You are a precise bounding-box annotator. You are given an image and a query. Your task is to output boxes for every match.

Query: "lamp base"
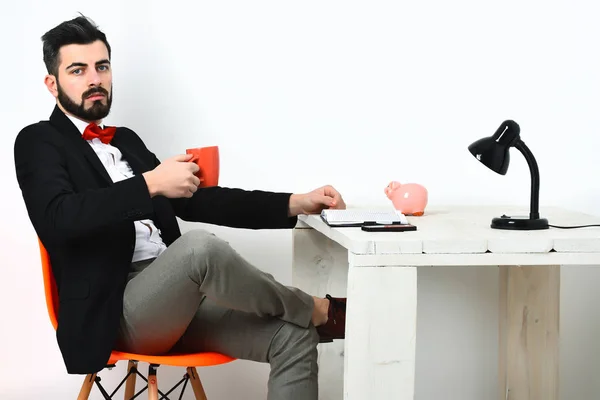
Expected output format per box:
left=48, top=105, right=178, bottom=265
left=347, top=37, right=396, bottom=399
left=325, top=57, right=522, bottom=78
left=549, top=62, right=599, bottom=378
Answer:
left=491, top=214, right=549, bottom=230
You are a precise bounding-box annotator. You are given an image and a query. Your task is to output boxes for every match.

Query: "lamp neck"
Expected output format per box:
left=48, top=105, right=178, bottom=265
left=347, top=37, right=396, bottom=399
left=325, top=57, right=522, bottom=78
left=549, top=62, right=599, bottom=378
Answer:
left=514, top=139, right=540, bottom=219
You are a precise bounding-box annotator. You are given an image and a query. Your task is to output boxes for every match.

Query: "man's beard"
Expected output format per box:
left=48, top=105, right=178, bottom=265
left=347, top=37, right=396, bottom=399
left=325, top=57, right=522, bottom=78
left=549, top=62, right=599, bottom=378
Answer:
left=57, top=81, right=112, bottom=121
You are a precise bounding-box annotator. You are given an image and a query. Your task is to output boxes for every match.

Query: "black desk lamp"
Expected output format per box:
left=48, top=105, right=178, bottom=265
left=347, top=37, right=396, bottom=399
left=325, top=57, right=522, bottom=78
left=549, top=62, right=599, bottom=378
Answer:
left=468, top=120, right=549, bottom=230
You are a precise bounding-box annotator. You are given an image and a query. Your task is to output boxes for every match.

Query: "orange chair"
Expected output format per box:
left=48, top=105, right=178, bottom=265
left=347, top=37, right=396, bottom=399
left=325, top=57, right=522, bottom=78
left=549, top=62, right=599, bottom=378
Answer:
left=38, top=239, right=236, bottom=400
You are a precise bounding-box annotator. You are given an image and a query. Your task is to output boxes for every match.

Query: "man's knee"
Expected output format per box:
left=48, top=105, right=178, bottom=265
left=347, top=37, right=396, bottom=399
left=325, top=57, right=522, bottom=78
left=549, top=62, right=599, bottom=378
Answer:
left=176, top=229, right=235, bottom=272
left=179, top=229, right=216, bottom=244
left=179, top=229, right=228, bottom=255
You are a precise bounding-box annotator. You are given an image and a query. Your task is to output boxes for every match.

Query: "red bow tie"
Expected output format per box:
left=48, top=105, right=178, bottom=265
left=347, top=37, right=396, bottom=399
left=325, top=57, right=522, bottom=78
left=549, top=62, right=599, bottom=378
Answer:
left=83, top=123, right=116, bottom=144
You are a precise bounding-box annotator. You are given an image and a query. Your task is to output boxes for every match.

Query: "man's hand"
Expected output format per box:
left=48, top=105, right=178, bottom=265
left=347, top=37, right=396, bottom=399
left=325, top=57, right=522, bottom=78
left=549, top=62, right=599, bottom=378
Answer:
left=143, top=154, right=201, bottom=198
left=288, top=185, right=346, bottom=217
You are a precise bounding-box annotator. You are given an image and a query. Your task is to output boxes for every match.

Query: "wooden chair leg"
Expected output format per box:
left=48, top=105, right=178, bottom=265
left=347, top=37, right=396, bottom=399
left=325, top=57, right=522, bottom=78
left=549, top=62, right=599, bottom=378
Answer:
left=187, top=367, right=208, bottom=400
left=124, top=361, right=137, bottom=400
left=148, top=364, right=158, bottom=400
left=77, top=373, right=96, bottom=400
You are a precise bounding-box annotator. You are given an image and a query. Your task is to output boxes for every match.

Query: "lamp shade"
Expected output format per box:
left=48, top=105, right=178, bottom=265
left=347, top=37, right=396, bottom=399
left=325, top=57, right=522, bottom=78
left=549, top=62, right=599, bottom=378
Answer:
left=468, top=120, right=521, bottom=175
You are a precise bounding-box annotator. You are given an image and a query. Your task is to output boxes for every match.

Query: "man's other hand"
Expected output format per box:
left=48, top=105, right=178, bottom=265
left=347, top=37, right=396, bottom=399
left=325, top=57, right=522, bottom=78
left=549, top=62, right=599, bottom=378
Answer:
left=288, top=185, right=346, bottom=217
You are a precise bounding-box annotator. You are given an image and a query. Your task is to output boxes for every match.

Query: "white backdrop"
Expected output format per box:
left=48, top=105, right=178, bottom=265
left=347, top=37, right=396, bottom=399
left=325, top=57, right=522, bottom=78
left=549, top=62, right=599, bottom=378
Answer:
left=2, top=1, right=600, bottom=399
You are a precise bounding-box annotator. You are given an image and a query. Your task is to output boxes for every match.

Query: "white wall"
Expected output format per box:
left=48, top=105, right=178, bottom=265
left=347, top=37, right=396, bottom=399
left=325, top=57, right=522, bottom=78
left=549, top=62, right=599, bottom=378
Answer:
left=2, top=0, right=600, bottom=399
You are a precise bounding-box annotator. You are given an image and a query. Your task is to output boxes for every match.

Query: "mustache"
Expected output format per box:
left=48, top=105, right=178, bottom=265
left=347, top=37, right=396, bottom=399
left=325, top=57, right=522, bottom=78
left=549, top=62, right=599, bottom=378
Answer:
left=82, top=87, right=109, bottom=100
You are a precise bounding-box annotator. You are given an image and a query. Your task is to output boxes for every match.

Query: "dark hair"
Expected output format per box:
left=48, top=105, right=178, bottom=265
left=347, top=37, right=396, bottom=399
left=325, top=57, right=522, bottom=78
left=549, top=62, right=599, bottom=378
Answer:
left=41, top=14, right=111, bottom=76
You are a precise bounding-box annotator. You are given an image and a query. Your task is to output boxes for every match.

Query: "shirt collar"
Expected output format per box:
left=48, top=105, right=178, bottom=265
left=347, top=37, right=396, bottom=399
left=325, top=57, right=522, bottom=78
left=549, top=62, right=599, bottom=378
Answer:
left=64, top=113, right=104, bottom=136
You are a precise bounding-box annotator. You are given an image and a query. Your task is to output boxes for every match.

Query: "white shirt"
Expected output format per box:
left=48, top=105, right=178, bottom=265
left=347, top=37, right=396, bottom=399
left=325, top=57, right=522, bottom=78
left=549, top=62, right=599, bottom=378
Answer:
left=66, top=114, right=167, bottom=262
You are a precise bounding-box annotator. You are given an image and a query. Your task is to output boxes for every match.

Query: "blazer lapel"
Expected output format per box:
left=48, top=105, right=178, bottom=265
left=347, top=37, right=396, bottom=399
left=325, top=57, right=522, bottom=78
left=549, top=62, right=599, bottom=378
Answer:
left=49, top=106, right=112, bottom=184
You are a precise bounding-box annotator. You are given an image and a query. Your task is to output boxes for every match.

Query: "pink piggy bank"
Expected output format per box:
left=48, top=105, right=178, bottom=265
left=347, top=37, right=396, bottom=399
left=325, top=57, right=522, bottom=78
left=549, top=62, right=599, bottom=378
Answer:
left=384, top=181, right=428, bottom=216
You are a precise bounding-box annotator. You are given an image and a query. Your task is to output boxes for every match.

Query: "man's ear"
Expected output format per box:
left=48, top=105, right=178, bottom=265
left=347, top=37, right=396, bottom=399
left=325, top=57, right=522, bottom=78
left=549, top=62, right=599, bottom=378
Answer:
left=44, top=74, right=58, bottom=98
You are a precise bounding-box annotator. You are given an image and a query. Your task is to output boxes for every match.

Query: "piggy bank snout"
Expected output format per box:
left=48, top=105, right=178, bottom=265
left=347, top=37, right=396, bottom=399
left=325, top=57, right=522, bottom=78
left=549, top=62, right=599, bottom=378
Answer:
left=384, top=181, right=402, bottom=199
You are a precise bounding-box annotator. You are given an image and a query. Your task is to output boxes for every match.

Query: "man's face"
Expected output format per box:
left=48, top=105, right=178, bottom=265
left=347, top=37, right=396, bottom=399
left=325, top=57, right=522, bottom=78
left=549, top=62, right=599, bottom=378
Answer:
left=45, top=40, right=112, bottom=122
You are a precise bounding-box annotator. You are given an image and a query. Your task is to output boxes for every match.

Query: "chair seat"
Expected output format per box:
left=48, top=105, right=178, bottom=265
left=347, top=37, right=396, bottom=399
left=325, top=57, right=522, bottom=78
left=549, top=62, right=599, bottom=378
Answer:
left=108, top=350, right=235, bottom=367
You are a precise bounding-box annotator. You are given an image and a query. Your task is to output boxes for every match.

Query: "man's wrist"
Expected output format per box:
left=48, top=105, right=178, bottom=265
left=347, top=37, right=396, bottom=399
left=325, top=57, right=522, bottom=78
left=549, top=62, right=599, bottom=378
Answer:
left=142, top=171, right=159, bottom=198
left=288, top=194, right=302, bottom=217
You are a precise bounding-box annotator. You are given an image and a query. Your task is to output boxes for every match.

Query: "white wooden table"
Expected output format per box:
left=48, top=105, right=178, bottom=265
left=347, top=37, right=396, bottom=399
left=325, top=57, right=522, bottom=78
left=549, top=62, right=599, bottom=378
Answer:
left=292, top=205, right=600, bottom=400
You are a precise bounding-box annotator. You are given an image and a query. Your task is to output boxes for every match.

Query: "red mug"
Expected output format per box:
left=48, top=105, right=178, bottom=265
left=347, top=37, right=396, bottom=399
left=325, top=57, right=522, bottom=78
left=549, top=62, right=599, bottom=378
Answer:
left=186, top=146, right=219, bottom=187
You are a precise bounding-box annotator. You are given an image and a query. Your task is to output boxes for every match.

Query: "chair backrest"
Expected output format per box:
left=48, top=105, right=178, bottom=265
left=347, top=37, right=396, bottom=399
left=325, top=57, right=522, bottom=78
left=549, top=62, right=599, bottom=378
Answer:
left=38, top=238, right=59, bottom=330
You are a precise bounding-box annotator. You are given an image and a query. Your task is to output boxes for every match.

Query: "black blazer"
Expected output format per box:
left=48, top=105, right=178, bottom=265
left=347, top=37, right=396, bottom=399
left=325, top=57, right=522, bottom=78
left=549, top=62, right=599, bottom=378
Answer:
left=14, top=106, right=297, bottom=374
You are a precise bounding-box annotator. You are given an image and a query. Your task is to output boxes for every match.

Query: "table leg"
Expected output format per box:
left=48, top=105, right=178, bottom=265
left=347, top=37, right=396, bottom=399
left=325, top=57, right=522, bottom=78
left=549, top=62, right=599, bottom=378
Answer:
left=293, top=228, right=418, bottom=400
left=499, top=265, right=560, bottom=400
left=345, top=264, right=417, bottom=400
left=292, top=228, right=349, bottom=400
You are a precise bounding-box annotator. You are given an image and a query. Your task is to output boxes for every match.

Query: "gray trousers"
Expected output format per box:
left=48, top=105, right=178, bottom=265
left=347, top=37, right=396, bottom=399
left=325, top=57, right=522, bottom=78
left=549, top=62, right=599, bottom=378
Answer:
left=115, top=229, right=319, bottom=400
